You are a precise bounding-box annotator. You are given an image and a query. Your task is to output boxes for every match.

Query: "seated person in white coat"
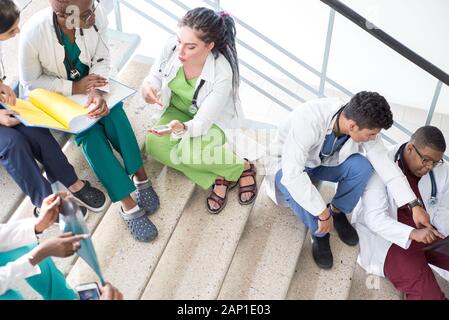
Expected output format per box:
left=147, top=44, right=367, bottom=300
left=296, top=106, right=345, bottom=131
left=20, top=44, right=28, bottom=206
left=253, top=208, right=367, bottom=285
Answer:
left=0, top=194, right=84, bottom=300
left=353, top=126, right=449, bottom=300
left=266, top=92, right=427, bottom=269
left=18, top=0, right=159, bottom=242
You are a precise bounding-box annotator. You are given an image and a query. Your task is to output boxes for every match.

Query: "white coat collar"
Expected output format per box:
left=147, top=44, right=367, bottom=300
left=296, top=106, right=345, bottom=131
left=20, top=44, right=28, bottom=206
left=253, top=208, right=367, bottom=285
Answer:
left=198, top=52, right=216, bottom=84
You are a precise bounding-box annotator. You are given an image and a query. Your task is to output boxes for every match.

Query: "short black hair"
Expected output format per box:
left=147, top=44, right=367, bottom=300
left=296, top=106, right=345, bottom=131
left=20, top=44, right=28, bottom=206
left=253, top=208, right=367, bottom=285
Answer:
left=343, top=91, right=393, bottom=130
left=0, top=0, right=20, bottom=34
left=411, top=126, right=446, bottom=153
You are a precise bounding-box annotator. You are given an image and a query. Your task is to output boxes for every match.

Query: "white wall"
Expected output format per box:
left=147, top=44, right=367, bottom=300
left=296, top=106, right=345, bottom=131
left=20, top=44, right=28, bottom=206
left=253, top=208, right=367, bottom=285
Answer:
left=111, top=0, right=449, bottom=114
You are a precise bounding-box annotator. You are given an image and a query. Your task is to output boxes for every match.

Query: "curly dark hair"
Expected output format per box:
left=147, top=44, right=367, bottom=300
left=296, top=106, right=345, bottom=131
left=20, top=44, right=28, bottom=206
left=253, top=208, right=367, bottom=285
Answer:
left=343, top=91, right=393, bottom=130
left=0, top=0, right=20, bottom=34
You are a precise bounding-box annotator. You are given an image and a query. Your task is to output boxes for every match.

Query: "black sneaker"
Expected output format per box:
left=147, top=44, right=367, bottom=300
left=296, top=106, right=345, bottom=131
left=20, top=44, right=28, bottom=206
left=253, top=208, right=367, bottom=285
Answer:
left=332, top=210, right=359, bottom=246
left=72, top=181, right=107, bottom=212
left=311, top=234, right=333, bottom=269
left=33, top=205, right=88, bottom=223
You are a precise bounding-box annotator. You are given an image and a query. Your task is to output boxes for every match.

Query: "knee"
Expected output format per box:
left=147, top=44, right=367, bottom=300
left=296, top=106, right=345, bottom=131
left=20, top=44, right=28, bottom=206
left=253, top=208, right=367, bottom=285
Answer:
left=0, top=132, right=29, bottom=156
left=347, top=154, right=373, bottom=180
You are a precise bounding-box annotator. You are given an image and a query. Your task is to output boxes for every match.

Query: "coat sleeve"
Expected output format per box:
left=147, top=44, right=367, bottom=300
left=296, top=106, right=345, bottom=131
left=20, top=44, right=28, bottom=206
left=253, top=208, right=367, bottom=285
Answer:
left=142, top=38, right=177, bottom=94
left=0, top=256, right=41, bottom=296
left=19, top=30, right=73, bottom=96
left=364, top=137, right=416, bottom=207
left=0, top=219, right=41, bottom=295
left=431, top=173, right=449, bottom=237
left=359, top=173, right=414, bottom=249
left=280, top=108, right=327, bottom=216
left=0, top=219, right=39, bottom=252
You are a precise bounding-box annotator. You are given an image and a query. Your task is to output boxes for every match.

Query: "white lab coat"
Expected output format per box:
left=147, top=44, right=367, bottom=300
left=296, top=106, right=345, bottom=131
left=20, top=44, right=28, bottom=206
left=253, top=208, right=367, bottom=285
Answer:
left=18, top=3, right=111, bottom=98
left=0, top=219, right=41, bottom=296
left=352, top=144, right=449, bottom=279
left=264, top=97, right=416, bottom=216
left=142, top=37, right=260, bottom=160
left=0, top=43, right=4, bottom=81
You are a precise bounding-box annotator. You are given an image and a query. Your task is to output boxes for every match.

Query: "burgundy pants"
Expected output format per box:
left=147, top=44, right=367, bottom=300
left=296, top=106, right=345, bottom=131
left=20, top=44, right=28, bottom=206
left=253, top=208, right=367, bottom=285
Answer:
left=384, top=240, right=449, bottom=300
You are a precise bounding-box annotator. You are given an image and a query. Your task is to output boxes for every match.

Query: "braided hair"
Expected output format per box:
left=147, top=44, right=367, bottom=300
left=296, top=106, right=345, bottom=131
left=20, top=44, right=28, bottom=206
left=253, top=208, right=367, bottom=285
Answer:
left=179, top=7, right=240, bottom=99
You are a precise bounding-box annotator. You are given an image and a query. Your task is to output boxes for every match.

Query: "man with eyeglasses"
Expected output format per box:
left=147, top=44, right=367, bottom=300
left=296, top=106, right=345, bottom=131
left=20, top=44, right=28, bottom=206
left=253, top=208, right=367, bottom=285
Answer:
left=352, top=126, right=449, bottom=300
left=266, top=91, right=428, bottom=270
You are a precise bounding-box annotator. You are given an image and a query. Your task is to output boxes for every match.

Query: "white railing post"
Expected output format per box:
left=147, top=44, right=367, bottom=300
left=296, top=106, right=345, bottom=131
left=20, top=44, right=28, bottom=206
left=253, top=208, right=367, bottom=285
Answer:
left=113, top=0, right=123, bottom=31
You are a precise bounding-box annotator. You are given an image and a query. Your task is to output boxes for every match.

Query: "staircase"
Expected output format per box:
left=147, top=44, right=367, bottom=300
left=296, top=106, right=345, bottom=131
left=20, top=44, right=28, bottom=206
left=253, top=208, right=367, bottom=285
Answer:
left=5, top=56, right=448, bottom=300
left=3, top=0, right=449, bottom=301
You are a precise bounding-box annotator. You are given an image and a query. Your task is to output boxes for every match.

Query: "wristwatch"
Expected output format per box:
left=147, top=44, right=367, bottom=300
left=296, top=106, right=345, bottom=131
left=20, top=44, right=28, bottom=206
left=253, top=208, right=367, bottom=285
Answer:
left=407, top=198, right=423, bottom=211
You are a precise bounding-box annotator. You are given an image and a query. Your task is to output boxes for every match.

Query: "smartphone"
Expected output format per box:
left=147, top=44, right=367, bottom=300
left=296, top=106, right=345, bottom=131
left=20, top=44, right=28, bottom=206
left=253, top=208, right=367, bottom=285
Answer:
left=76, top=282, right=101, bottom=300
left=148, top=125, right=171, bottom=135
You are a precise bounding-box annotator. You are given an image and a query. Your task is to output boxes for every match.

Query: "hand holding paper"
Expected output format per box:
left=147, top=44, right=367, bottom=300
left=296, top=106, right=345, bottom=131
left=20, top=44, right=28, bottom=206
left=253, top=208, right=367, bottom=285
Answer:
left=0, top=109, right=20, bottom=127
left=86, top=90, right=110, bottom=119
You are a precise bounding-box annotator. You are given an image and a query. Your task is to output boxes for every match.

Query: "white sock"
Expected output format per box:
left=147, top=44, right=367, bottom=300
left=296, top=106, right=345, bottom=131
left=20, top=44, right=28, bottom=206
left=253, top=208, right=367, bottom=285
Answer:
left=124, top=205, right=140, bottom=215
left=133, top=176, right=149, bottom=185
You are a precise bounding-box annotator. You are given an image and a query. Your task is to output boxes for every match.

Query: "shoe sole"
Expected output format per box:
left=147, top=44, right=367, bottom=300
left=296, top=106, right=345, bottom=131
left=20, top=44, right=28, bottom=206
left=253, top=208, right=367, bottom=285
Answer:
left=73, top=197, right=108, bottom=213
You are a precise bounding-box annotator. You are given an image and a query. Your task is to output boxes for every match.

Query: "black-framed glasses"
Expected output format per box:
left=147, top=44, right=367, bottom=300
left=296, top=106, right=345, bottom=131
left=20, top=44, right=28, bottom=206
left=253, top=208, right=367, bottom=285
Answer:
left=412, top=144, right=444, bottom=168
left=80, top=0, right=99, bottom=23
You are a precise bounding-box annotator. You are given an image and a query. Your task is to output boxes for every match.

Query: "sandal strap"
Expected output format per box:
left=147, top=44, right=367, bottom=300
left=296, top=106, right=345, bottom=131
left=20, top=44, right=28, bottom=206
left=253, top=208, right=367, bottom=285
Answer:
left=207, top=191, right=226, bottom=206
left=239, top=185, right=257, bottom=194
left=119, top=207, right=147, bottom=221
left=214, top=178, right=231, bottom=187
left=241, top=164, right=256, bottom=178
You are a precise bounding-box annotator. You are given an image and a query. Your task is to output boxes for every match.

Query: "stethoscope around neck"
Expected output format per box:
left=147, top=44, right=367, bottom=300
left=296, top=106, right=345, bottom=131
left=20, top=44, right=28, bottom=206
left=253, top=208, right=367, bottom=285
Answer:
left=158, top=44, right=206, bottom=115
left=52, top=5, right=109, bottom=81
left=0, top=57, right=6, bottom=81
left=395, top=144, right=438, bottom=207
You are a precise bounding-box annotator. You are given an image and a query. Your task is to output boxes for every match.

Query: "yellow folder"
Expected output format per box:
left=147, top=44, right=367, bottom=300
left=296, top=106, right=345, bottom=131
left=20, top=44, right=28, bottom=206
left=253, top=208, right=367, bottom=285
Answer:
left=1, top=80, right=135, bottom=134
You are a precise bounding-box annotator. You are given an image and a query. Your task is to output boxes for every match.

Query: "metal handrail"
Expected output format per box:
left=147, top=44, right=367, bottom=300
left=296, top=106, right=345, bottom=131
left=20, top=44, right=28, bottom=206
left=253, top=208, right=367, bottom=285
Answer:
left=113, top=0, right=449, bottom=155
left=321, top=0, right=449, bottom=87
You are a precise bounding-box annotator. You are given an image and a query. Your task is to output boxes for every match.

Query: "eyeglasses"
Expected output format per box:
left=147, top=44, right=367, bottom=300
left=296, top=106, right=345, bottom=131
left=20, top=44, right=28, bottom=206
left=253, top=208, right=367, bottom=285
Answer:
left=55, top=1, right=98, bottom=23
left=412, top=144, right=444, bottom=168
left=80, top=1, right=100, bottom=23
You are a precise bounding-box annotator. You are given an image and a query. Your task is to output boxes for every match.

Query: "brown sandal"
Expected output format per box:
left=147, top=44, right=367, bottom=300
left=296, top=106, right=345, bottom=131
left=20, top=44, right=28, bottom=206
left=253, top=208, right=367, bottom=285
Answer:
left=207, top=178, right=238, bottom=214
left=238, top=160, right=258, bottom=205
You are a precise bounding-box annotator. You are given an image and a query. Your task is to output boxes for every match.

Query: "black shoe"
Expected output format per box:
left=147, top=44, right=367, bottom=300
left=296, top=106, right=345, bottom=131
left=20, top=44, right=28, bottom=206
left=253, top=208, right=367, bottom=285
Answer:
left=311, top=233, right=333, bottom=269
left=33, top=205, right=88, bottom=223
left=72, top=181, right=107, bottom=212
left=332, top=209, right=359, bottom=246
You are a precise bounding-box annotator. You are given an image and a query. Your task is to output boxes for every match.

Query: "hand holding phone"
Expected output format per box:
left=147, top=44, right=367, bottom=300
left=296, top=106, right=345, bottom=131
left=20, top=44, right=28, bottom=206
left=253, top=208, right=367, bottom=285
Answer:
left=76, top=282, right=101, bottom=300
left=148, top=125, right=172, bottom=136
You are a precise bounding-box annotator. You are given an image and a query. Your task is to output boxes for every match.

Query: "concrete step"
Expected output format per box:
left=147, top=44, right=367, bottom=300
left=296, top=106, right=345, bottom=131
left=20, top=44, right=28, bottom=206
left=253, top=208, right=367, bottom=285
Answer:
left=0, top=174, right=25, bottom=223
left=218, top=181, right=307, bottom=300
left=66, top=160, right=196, bottom=299
left=348, top=264, right=401, bottom=300
left=348, top=262, right=449, bottom=300
left=286, top=230, right=358, bottom=300
left=285, top=184, right=359, bottom=300
left=141, top=175, right=264, bottom=300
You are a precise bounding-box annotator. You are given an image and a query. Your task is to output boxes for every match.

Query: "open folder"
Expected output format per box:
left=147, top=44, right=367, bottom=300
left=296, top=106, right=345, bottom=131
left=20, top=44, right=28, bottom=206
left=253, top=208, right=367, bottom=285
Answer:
left=1, top=80, right=136, bottom=134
